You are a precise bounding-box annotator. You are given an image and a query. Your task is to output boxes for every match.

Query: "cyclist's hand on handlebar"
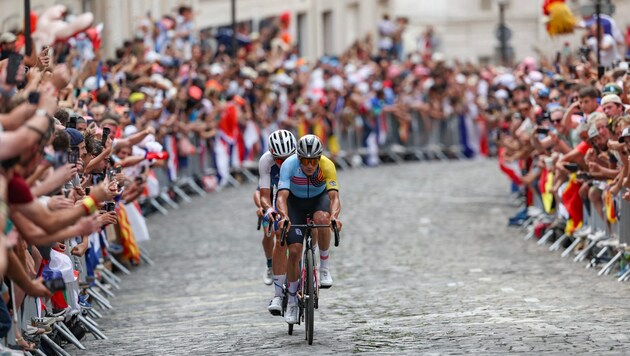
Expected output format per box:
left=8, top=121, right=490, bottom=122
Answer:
left=264, top=208, right=277, bottom=222
left=279, top=217, right=291, bottom=230
left=256, top=207, right=264, bottom=218
left=332, top=219, right=343, bottom=232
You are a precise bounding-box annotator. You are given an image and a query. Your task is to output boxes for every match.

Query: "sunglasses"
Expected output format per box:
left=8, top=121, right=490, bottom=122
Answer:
left=552, top=119, right=562, bottom=124
left=299, top=157, right=320, bottom=166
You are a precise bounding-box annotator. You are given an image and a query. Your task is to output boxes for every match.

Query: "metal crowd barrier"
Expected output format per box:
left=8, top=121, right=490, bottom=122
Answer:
left=519, top=181, right=630, bottom=283
left=335, top=109, right=469, bottom=167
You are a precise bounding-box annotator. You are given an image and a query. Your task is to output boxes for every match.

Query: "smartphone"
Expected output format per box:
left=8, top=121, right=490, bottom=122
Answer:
left=576, top=173, right=593, bottom=181
left=5, top=53, right=23, bottom=85
left=105, top=202, right=116, bottom=212
left=28, top=91, right=40, bottom=105
left=68, top=147, right=80, bottom=164
left=78, top=99, right=85, bottom=109
left=135, top=176, right=143, bottom=185
left=92, top=173, right=104, bottom=185
left=101, top=127, right=111, bottom=146
left=67, top=115, right=78, bottom=129
left=536, top=127, right=549, bottom=135
left=44, top=278, right=66, bottom=292
left=85, top=187, right=91, bottom=195
left=115, top=166, right=122, bottom=174
left=563, top=163, right=579, bottom=173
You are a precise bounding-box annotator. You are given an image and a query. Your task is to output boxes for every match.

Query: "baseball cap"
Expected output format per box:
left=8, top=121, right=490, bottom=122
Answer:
left=0, top=32, right=16, bottom=44
left=602, top=83, right=623, bottom=96
left=587, top=125, right=599, bottom=140
left=601, top=94, right=622, bottom=106
left=128, top=92, right=146, bottom=104
left=538, top=88, right=550, bottom=99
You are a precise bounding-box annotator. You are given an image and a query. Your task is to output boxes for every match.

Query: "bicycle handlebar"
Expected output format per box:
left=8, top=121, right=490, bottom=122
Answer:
left=256, top=216, right=262, bottom=230
left=332, top=220, right=340, bottom=247
left=279, top=220, right=341, bottom=247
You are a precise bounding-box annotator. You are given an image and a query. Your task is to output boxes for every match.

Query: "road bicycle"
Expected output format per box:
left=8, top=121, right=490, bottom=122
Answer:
left=279, top=216, right=339, bottom=345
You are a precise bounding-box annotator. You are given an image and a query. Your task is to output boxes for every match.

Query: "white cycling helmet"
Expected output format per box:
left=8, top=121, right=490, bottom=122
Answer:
left=297, top=134, right=323, bottom=158
left=268, top=130, right=297, bottom=158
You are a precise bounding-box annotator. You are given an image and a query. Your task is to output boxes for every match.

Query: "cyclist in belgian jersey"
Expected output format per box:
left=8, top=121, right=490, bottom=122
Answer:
left=276, top=135, right=342, bottom=325
left=255, top=130, right=296, bottom=315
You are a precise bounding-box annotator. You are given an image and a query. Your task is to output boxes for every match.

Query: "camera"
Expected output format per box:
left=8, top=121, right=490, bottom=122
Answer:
left=67, top=115, right=79, bottom=129
left=105, top=202, right=116, bottom=212
left=563, top=163, right=579, bottom=173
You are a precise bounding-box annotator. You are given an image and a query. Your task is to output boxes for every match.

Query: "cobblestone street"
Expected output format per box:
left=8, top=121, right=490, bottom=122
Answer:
left=77, top=160, right=630, bottom=355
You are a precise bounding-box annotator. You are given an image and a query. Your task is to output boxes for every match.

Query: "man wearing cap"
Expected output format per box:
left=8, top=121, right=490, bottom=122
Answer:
left=128, top=92, right=146, bottom=125
left=602, top=94, right=625, bottom=120
left=0, top=32, right=17, bottom=61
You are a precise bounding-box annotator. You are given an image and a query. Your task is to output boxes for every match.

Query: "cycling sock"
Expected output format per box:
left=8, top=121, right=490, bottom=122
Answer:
left=273, top=275, right=285, bottom=297
left=319, top=249, right=329, bottom=269
left=266, top=259, right=272, bottom=268
left=288, top=280, right=299, bottom=305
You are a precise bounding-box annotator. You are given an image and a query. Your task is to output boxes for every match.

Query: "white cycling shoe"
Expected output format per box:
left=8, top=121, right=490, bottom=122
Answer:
left=263, top=267, right=273, bottom=285
left=268, top=296, right=283, bottom=316
left=320, top=267, right=333, bottom=288
left=285, top=303, right=299, bottom=324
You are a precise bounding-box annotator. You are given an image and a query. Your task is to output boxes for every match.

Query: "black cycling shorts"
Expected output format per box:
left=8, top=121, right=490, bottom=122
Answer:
left=286, top=191, right=330, bottom=245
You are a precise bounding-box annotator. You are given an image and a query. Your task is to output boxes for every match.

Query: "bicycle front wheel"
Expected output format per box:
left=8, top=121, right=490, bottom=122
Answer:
left=305, top=249, right=314, bottom=345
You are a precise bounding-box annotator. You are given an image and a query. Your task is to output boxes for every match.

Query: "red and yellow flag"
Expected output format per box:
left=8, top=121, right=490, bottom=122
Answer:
left=117, top=204, right=141, bottom=263
left=561, top=173, right=583, bottom=235
left=539, top=168, right=555, bottom=214
left=605, top=189, right=617, bottom=224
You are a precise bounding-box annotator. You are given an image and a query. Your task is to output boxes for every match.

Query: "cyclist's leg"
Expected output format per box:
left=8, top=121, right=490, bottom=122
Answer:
left=284, top=194, right=306, bottom=323
left=313, top=193, right=332, bottom=287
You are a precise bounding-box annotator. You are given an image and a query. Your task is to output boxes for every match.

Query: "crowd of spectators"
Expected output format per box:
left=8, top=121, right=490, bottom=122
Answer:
left=0, top=1, right=628, bottom=353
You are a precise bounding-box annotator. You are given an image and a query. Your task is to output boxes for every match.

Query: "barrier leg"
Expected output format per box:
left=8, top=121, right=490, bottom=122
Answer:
left=617, top=267, right=630, bottom=282
left=109, top=257, right=131, bottom=275
left=87, top=288, right=112, bottom=309
left=83, top=315, right=100, bottom=327
left=183, top=177, right=207, bottom=196
left=598, top=250, right=623, bottom=276
left=100, top=267, right=122, bottom=284
left=149, top=198, right=169, bottom=216
left=77, top=315, right=108, bottom=340
left=54, top=322, right=86, bottom=350
left=99, top=272, right=121, bottom=290
left=561, top=237, right=582, bottom=258
left=536, top=229, right=554, bottom=246
left=40, top=334, right=71, bottom=356
left=172, top=185, right=192, bottom=203
left=94, top=279, right=116, bottom=298
left=159, top=192, right=180, bottom=209
left=139, top=252, right=155, bottom=266
left=87, top=308, right=102, bottom=319
left=587, top=246, right=609, bottom=268
left=549, top=234, right=568, bottom=251
left=574, top=240, right=598, bottom=262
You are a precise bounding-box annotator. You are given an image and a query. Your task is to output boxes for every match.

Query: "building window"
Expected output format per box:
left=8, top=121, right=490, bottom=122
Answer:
left=480, top=0, right=492, bottom=11
left=322, top=11, right=333, bottom=55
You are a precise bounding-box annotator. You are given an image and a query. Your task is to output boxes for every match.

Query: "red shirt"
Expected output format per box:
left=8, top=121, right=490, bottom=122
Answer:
left=575, top=141, right=592, bottom=156
left=8, top=172, right=33, bottom=205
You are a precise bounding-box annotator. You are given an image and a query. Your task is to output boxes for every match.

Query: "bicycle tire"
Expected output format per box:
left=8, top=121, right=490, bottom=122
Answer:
left=306, top=249, right=314, bottom=345
left=288, top=323, right=293, bottom=335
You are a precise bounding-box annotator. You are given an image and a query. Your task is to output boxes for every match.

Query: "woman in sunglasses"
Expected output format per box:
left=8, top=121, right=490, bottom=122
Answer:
left=275, top=134, right=342, bottom=325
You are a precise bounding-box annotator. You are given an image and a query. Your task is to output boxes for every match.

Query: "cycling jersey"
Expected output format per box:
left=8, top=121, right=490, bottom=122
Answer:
left=258, top=151, right=281, bottom=190
left=278, top=155, right=339, bottom=199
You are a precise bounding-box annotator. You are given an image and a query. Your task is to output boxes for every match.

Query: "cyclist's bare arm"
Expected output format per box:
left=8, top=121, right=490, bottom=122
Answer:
left=276, top=190, right=290, bottom=226
left=328, top=190, right=342, bottom=231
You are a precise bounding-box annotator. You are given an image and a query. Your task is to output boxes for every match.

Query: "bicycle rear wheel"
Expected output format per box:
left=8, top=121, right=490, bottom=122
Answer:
left=305, top=249, right=314, bottom=344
